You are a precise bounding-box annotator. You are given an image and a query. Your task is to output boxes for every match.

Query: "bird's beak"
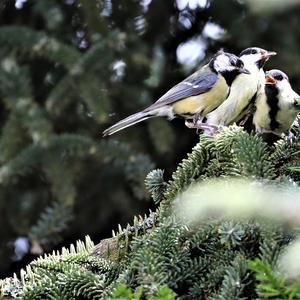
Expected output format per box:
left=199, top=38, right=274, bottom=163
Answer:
left=239, top=67, right=251, bottom=74
left=294, top=98, right=300, bottom=109
left=261, top=51, right=277, bottom=61
left=265, top=75, right=276, bottom=85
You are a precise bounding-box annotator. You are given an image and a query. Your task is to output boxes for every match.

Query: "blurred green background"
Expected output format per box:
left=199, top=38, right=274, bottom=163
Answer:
left=0, top=0, right=300, bottom=278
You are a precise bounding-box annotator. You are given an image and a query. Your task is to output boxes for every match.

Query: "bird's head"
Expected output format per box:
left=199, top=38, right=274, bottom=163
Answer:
left=211, top=50, right=251, bottom=75
left=239, top=47, right=276, bottom=69
left=265, top=69, right=289, bottom=89
left=265, top=69, right=300, bottom=110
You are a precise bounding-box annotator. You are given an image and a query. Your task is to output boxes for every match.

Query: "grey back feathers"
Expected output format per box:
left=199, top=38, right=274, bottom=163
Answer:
left=146, top=65, right=218, bottom=110
left=103, top=50, right=246, bottom=136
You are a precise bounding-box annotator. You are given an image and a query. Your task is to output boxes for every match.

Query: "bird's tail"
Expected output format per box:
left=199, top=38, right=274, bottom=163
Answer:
left=102, top=111, right=153, bottom=136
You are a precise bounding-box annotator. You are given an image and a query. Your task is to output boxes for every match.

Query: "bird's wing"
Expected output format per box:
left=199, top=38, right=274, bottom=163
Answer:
left=144, top=65, right=218, bottom=111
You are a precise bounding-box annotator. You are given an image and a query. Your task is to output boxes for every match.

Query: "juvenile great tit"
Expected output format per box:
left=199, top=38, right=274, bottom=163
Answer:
left=204, top=47, right=276, bottom=129
left=102, top=50, right=250, bottom=136
left=253, top=69, right=300, bottom=137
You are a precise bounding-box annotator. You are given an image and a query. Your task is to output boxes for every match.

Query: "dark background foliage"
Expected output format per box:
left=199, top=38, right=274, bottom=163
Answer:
left=0, top=0, right=300, bottom=278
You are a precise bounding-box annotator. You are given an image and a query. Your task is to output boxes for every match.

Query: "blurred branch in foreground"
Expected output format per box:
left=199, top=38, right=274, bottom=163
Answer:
left=175, top=178, right=300, bottom=226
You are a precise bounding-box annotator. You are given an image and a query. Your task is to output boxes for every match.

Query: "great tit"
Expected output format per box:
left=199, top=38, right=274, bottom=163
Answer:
left=253, top=69, right=300, bottom=136
left=204, top=47, right=276, bottom=129
left=102, top=50, right=250, bottom=136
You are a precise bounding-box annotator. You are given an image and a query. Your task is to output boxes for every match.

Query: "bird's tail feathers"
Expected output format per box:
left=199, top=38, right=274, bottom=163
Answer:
left=102, top=111, right=153, bottom=136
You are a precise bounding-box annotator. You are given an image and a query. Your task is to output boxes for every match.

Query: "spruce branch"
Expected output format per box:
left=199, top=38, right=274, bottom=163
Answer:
left=46, top=42, right=115, bottom=120
left=145, top=169, right=167, bottom=204
left=1, top=127, right=300, bottom=299
left=28, top=202, right=73, bottom=250
left=213, top=255, right=251, bottom=300
left=231, top=132, right=275, bottom=179
left=0, top=26, right=80, bottom=69
left=164, top=135, right=213, bottom=204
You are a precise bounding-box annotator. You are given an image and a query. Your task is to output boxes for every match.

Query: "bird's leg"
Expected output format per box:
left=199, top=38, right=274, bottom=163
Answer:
left=185, top=120, right=196, bottom=129
left=255, top=128, right=264, bottom=134
left=194, top=113, right=204, bottom=134
left=239, top=104, right=255, bottom=127
left=199, top=123, right=222, bottom=136
left=185, top=120, right=221, bottom=135
left=185, top=113, right=222, bottom=135
left=193, top=112, right=202, bottom=125
left=239, top=113, right=251, bottom=126
left=285, top=130, right=295, bottom=144
left=185, top=113, right=203, bottom=133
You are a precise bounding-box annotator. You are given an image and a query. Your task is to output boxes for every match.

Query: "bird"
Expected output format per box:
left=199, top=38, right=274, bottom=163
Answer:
left=203, top=47, right=277, bottom=132
left=253, top=69, right=300, bottom=137
left=102, top=50, right=250, bottom=136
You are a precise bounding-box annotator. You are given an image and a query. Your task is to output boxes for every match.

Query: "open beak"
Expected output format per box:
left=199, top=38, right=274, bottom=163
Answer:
left=261, top=51, right=277, bottom=61
left=265, top=75, right=276, bottom=85
left=239, top=67, right=251, bottom=74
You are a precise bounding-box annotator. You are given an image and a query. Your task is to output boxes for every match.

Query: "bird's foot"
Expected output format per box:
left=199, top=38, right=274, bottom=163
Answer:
left=255, top=128, right=265, bottom=134
left=201, top=123, right=223, bottom=136
left=193, top=112, right=203, bottom=125
left=185, top=120, right=196, bottom=129
left=284, top=131, right=296, bottom=144
left=192, top=113, right=204, bottom=134
left=239, top=113, right=251, bottom=127
left=185, top=120, right=221, bottom=135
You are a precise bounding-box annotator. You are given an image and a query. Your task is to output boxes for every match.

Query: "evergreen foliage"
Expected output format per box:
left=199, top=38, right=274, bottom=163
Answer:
left=1, top=127, right=300, bottom=299
left=145, top=169, right=166, bottom=204
left=0, top=0, right=159, bottom=271
left=1, top=0, right=300, bottom=299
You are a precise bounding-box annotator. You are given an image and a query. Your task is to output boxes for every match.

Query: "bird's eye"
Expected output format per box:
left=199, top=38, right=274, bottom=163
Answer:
left=236, top=60, right=243, bottom=68
left=274, top=74, right=283, bottom=81
left=251, top=49, right=258, bottom=54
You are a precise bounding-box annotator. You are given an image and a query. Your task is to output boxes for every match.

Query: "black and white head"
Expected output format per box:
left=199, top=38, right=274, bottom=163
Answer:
left=239, top=47, right=277, bottom=69
left=210, top=50, right=250, bottom=75
left=265, top=69, right=289, bottom=90
left=265, top=69, right=300, bottom=109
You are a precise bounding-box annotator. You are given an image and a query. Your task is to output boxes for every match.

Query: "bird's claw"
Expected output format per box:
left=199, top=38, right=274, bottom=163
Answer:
left=185, top=120, right=196, bottom=129
left=185, top=120, right=222, bottom=135
left=284, top=131, right=296, bottom=144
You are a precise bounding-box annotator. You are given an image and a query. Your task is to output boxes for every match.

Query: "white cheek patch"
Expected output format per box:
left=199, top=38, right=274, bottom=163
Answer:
left=214, top=55, right=230, bottom=72
left=277, top=80, right=294, bottom=101
left=240, top=53, right=261, bottom=66
left=278, top=79, right=291, bottom=90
